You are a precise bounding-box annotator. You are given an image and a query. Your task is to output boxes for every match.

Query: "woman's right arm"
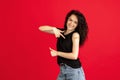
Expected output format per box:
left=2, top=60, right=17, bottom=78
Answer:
left=38, top=25, right=55, bottom=34
left=38, top=25, right=65, bottom=39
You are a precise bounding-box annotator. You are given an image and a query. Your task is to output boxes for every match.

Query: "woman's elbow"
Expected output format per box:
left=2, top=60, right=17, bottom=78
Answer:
left=72, top=54, right=78, bottom=60
left=73, top=56, right=78, bottom=60
left=38, top=26, right=43, bottom=31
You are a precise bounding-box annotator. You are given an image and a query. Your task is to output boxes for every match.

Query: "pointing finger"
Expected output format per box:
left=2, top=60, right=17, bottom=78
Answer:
left=60, top=33, right=65, bottom=39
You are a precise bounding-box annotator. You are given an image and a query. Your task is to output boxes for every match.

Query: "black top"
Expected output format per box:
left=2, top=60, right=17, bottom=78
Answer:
left=57, top=30, right=81, bottom=68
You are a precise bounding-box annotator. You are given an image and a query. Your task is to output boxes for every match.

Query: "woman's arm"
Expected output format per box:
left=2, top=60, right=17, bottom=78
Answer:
left=49, top=32, right=80, bottom=60
left=39, top=25, right=55, bottom=34
left=39, top=25, right=65, bottom=39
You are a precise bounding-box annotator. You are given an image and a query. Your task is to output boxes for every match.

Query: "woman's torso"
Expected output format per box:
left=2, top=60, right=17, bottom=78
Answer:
left=57, top=30, right=81, bottom=68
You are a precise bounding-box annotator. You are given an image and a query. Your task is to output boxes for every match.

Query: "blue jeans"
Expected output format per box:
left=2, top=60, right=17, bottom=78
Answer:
left=57, top=63, right=86, bottom=80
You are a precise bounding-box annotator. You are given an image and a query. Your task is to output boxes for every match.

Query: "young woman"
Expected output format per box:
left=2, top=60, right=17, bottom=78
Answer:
left=39, top=10, right=88, bottom=80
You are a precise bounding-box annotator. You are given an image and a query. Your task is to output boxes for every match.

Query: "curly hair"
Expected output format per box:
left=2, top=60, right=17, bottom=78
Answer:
left=64, top=10, right=89, bottom=46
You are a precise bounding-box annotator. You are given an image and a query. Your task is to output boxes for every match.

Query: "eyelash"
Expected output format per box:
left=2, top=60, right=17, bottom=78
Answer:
left=69, top=19, right=72, bottom=21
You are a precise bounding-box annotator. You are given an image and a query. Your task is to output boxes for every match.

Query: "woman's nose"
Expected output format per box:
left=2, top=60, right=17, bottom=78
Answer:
left=70, top=21, right=74, bottom=25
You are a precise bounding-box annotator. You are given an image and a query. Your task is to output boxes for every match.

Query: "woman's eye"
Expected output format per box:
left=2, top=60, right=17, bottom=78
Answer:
left=69, top=19, right=72, bottom=21
left=74, top=21, right=78, bottom=24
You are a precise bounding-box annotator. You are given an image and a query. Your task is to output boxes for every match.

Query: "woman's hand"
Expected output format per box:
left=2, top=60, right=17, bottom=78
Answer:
left=49, top=47, right=58, bottom=57
left=52, top=27, right=65, bottom=39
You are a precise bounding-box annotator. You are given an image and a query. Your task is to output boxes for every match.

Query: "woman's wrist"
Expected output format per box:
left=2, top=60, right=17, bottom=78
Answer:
left=57, top=51, right=60, bottom=56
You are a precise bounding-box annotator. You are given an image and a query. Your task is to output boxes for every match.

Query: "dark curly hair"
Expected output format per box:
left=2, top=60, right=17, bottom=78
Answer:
left=64, top=10, right=88, bottom=46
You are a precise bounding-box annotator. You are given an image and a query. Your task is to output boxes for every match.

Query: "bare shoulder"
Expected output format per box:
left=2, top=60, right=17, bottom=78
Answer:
left=72, top=32, right=80, bottom=38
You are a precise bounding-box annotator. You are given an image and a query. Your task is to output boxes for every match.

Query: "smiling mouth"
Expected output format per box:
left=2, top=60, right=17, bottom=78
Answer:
left=68, top=25, right=73, bottom=28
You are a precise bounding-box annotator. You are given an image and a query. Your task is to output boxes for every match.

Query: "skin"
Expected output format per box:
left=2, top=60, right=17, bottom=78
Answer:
left=39, top=14, right=80, bottom=60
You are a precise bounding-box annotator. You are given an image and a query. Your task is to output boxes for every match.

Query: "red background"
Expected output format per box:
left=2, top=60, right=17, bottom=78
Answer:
left=0, top=0, right=120, bottom=80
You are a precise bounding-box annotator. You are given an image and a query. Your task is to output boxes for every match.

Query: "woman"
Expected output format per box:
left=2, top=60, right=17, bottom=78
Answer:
left=39, top=10, right=88, bottom=80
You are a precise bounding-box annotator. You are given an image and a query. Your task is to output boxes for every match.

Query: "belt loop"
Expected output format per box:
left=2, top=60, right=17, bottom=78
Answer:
left=60, top=63, right=65, bottom=66
left=60, top=63, right=67, bottom=69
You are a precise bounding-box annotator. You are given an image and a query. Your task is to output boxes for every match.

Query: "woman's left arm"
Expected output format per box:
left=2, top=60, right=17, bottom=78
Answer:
left=49, top=32, right=80, bottom=60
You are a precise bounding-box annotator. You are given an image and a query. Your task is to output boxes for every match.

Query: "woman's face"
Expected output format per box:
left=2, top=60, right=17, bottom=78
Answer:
left=66, top=14, right=78, bottom=31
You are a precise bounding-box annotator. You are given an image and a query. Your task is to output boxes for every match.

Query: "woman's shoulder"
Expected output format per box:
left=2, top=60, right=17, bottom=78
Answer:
left=72, top=32, right=80, bottom=38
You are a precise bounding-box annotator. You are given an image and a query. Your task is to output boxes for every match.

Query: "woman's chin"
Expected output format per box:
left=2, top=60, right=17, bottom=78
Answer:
left=67, top=28, right=74, bottom=31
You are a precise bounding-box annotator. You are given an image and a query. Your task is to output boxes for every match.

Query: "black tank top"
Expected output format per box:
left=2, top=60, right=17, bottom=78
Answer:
left=57, top=30, right=81, bottom=68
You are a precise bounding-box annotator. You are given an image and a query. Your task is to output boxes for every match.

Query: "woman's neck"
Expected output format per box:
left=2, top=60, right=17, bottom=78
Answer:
left=64, top=29, right=75, bottom=35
